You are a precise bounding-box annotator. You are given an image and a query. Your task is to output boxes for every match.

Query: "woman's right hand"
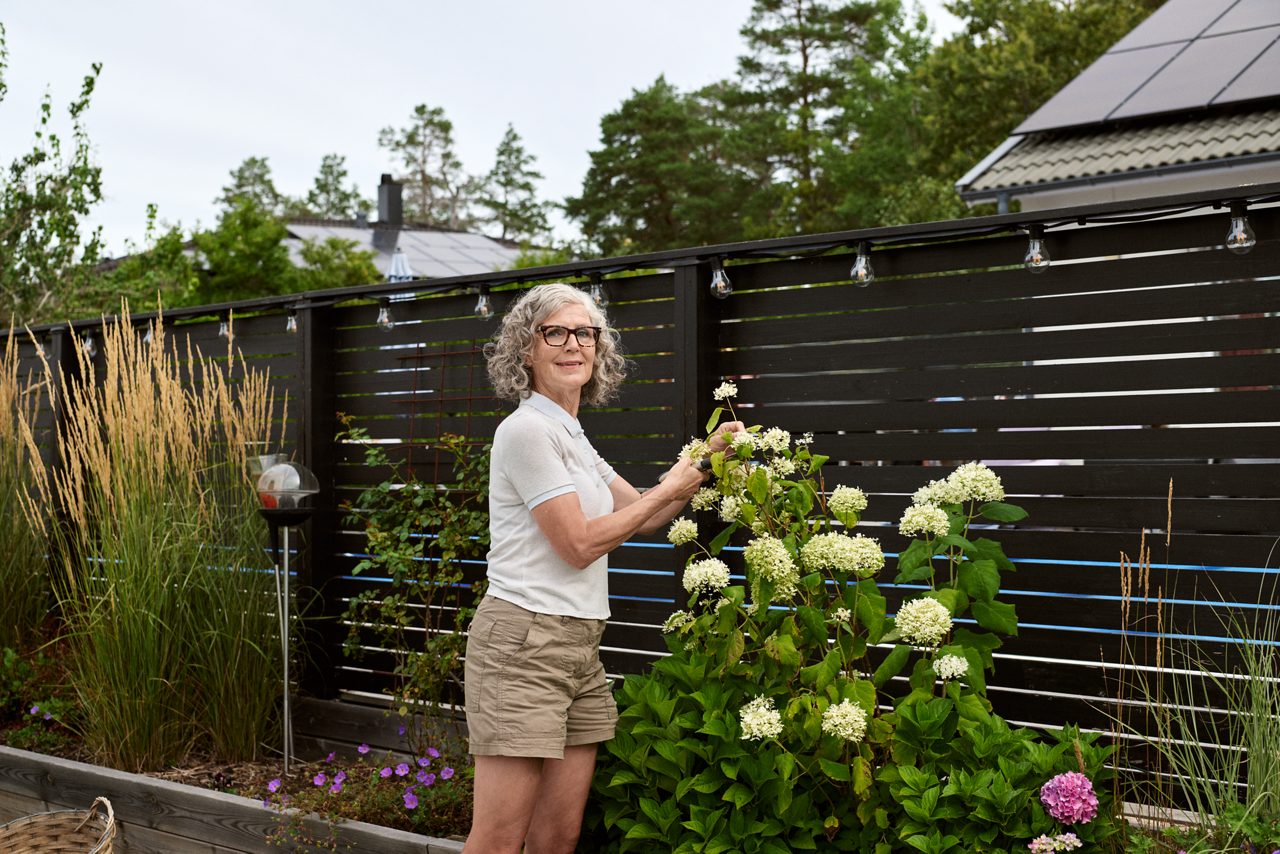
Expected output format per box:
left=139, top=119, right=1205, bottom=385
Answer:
left=659, top=458, right=708, bottom=501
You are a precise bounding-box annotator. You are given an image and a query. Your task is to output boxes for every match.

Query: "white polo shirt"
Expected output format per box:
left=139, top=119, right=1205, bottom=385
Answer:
left=485, top=392, right=617, bottom=619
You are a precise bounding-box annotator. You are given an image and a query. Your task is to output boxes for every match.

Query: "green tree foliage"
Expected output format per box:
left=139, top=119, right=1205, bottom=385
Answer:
left=565, top=77, right=751, bottom=256
left=215, top=155, right=286, bottom=215
left=378, top=103, right=479, bottom=230
left=479, top=124, right=551, bottom=242
left=0, top=23, right=104, bottom=324
left=296, top=153, right=367, bottom=220
left=911, top=0, right=1162, bottom=182
left=290, top=233, right=380, bottom=292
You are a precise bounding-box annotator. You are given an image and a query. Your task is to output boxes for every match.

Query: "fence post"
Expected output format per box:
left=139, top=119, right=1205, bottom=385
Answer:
left=297, top=303, right=342, bottom=699
left=672, top=261, right=720, bottom=601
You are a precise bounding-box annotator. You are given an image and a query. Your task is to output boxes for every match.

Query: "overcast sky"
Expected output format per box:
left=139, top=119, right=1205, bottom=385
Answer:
left=0, top=1, right=961, bottom=256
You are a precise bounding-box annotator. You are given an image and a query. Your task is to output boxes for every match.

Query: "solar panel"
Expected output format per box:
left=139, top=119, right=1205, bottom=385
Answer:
left=1013, top=0, right=1280, bottom=135
left=1110, top=27, right=1279, bottom=120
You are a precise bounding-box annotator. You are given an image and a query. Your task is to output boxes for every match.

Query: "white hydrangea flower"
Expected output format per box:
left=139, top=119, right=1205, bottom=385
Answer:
left=683, top=558, right=731, bottom=597
left=829, top=485, right=868, bottom=516
left=713, top=381, right=738, bottom=401
left=932, top=653, right=968, bottom=681
left=743, top=535, right=799, bottom=602
left=768, top=456, right=796, bottom=478
left=899, top=503, right=951, bottom=539
left=738, top=696, right=783, bottom=741
left=799, top=532, right=885, bottom=579
left=714, top=596, right=734, bottom=611
left=680, top=438, right=711, bottom=462
left=912, top=477, right=962, bottom=507
left=831, top=607, right=852, bottom=623
left=719, top=495, right=742, bottom=522
left=667, top=517, right=698, bottom=545
left=794, top=432, right=814, bottom=446
left=730, top=431, right=756, bottom=452
left=895, top=598, right=953, bottom=647
left=758, top=427, right=791, bottom=453
left=661, top=610, right=693, bottom=634
left=744, top=602, right=759, bottom=616
left=690, top=487, right=719, bottom=511
left=946, top=462, right=1005, bottom=503
left=821, top=699, right=868, bottom=744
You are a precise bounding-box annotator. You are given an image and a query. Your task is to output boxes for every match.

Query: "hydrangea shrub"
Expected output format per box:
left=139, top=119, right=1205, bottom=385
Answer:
left=585, top=391, right=1122, bottom=852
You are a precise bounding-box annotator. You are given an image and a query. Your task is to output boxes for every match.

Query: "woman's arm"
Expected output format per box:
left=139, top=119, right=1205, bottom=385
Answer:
left=531, top=458, right=707, bottom=570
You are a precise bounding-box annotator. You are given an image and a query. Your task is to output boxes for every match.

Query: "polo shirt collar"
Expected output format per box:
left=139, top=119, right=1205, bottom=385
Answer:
left=521, top=391, right=584, bottom=437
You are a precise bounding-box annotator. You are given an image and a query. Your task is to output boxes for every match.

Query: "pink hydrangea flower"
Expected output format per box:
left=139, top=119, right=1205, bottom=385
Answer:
left=1040, top=772, right=1098, bottom=824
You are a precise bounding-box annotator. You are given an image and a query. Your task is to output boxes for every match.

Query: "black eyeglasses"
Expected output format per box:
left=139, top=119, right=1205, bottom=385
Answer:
left=537, top=325, right=602, bottom=347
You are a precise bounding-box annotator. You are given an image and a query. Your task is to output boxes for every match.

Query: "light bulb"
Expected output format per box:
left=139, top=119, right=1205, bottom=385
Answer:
left=709, top=260, right=732, bottom=299
left=218, top=318, right=233, bottom=341
left=83, top=333, right=97, bottom=359
left=1226, top=203, right=1256, bottom=255
left=285, top=312, right=298, bottom=334
left=589, top=279, right=608, bottom=309
left=474, top=290, right=494, bottom=320
left=1024, top=226, right=1050, bottom=273
left=142, top=327, right=153, bottom=346
left=376, top=302, right=394, bottom=331
left=850, top=242, right=874, bottom=287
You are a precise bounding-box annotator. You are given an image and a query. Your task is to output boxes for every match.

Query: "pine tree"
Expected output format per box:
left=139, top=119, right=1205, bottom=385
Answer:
left=301, top=154, right=366, bottom=220
left=377, top=104, right=478, bottom=230
left=215, top=156, right=285, bottom=215
left=479, top=125, right=550, bottom=242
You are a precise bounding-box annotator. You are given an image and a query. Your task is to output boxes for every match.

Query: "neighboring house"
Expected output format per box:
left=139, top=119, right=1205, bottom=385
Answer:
left=957, top=0, right=1280, bottom=212
left=285, top=174, right=522, bottom=279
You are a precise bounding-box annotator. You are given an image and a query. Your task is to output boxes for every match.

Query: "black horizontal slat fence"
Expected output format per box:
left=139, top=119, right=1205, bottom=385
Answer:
left=8, top=184, right=1279, bottom=771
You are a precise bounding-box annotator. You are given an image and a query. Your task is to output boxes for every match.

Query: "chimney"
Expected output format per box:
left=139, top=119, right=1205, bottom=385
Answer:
left=377, top=174, right=403, bottom=228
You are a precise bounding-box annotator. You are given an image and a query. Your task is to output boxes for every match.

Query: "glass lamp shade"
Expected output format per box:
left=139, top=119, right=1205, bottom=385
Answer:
left=256, top=462, right=320, bottom=511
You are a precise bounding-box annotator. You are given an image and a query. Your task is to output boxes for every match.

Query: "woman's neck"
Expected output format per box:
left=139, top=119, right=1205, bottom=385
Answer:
left=535, top=386, right=581, bottom=419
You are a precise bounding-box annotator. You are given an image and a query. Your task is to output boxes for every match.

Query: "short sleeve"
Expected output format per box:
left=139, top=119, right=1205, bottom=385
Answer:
left=495, top=416, right=576, bottom=509
left=594, top=447, right=617, bottom=485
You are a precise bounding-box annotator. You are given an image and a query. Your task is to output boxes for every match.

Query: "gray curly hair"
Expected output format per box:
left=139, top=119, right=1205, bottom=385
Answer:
left=486, top=282, right=630, bottom=406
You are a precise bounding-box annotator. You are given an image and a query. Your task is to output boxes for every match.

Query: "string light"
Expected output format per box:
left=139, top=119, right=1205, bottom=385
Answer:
left=1225, top=202, right=1257, bottom=255
left=709, top=258, right=733, bottom=299
left=474, top=285, right=494, bottom=320
left=376, top=298, right=394, bottom=331
left=589, top=274, right=608, bottom=309
left=83, top=331, right=98, bottom=359
left=142, top=325, right=153, bottom=346
left=1024, top=224, right=1050, bottom=274
left=285, top=309, right=298, bottom=334
left=850, top=241, right=875, bottom=287
left=218, top=313, right=233, bottom=342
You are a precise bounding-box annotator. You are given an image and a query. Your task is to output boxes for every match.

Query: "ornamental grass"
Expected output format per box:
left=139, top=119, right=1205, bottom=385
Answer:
left=0, top=326, right=49, bottom=649
left=17, top=310, right=286, bottom=770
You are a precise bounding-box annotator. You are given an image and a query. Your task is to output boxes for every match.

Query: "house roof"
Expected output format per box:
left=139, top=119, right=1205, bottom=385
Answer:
left=958, top=0, right=1280, bottom=204
left=285, top=220, right=522, bottom=280
left=963, top=107, right=1280, bottom=195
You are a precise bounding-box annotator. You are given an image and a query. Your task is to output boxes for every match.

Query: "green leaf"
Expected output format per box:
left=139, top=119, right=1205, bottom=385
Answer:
left=706, top=407, right=725, bottom=434
left=971, top=600, right=1019, bottom=636
left=819, top=758, right=851, bottom=781
left=957, top=559, right=1000, bottom=603
left=722, top=629, right=745, bottom=673
left=723, top=782, right=755, bottom=808
left=873, top=644, right=911, bottom=688
left=971, top=537, right=1017, bottom=573
left=708, top=522, right=738, bottom=555
left=979, top=501, right=1028, bottom=522
left=796, top=605, right=827, bottom=643
left=747, top=466, right=771, bottom=504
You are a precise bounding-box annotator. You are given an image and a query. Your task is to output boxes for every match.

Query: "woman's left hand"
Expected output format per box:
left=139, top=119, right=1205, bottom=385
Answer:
left=708, top=421, right=747, bottom=454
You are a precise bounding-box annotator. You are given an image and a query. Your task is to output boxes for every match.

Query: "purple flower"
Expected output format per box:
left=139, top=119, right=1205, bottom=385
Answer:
left=29, top=705, right=39, bottom=715
left=262, top=798, right=270, bottom=807
left=312, top=772, right=327, bottom=787
left=379, top=766, right=393, bottom=778
left=42, top=713, right=52, bottom=721
left=421, top=772, right=437, bottom=787
left=357, top=743, right=370, bottom=755
left=1040, top=772, right=1098, bottom=825
left=398, top=725, right=407, bottom=736
left=325, top=751, right=335, bottom=763
left=441, top=766, right=454, bottom=780
left=334, top=771, right=346, bottom=784
left=426, top=747, right=440, bottom=759
left=329, top=781, right=343, bottom=794
left=403, top=789, right=418, bottom=809
left=417, top=757, right=431, bottom=768
left=268, top=778, right=282, bottom=793
left=395, top=762, right=410, bottom=777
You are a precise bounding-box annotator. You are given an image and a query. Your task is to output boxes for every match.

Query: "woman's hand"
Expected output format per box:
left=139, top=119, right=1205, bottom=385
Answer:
left=658, top=457, right=708, bottom=502
left=708, top=421, right=747, bottom=454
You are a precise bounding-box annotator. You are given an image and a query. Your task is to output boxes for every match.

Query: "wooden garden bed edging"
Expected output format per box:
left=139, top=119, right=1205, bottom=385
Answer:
left=0, top=745, right=464, bottom=853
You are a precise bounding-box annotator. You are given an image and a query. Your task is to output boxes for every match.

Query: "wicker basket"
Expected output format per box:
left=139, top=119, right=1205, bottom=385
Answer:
left=0, top=796, right=116, bottom=853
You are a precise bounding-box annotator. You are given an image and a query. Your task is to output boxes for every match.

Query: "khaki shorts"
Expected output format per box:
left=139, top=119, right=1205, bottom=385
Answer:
left=464, top=595, right=618, bottom=759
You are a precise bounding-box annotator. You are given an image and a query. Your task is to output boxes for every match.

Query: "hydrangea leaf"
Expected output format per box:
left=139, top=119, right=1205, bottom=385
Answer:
left=978, top=501, right=1027, bottom=522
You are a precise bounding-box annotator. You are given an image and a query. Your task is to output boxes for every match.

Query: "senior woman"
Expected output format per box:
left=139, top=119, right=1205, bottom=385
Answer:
left=463, top=283, right=740, bottom=853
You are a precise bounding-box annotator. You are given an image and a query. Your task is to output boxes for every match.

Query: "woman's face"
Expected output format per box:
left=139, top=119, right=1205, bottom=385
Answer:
left=527, top=301, right=596, bottom=402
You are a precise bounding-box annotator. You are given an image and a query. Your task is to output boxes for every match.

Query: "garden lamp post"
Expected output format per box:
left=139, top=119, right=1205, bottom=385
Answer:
left=255, top=460, right=320, bottom=775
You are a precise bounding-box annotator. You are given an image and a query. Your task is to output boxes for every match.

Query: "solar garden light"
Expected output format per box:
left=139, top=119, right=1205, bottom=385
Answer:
left=254, top=459, right=319, bottom=775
